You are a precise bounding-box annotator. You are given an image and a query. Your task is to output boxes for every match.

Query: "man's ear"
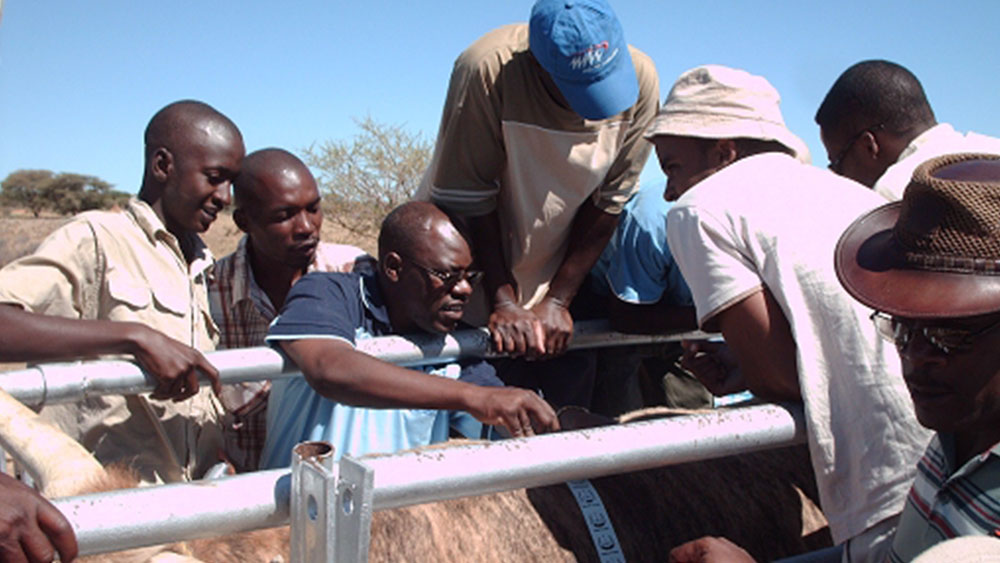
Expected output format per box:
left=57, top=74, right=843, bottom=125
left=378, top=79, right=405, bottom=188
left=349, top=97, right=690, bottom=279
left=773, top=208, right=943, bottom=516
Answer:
left=858, top=130, right=881, bottom=161
left=382, top=251, right=403, bottom=282
left=151, top=147, right=173, bottom=183
left=714, top=139, right=738, bottom=166
left=232, top=208, right=249, bottom=233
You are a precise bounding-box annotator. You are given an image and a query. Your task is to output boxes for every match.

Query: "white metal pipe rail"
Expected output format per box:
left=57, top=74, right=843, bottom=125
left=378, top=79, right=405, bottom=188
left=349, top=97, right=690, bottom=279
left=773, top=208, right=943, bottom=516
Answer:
left=0, top=320, right=713, bottom=407
left=52, top=403, right=806, bottom=557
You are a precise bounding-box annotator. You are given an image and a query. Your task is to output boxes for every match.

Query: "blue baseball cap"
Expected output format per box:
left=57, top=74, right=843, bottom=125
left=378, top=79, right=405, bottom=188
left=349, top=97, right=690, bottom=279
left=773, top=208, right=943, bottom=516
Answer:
left=529, top=0, right=638, bottom=120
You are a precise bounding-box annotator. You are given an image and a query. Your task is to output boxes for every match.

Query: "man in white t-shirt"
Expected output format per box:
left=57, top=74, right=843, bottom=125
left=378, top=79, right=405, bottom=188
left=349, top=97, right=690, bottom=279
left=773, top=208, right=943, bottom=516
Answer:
left=815, top=59, right=1000, bottom=201
left=646, top=65, right=931, bottom=562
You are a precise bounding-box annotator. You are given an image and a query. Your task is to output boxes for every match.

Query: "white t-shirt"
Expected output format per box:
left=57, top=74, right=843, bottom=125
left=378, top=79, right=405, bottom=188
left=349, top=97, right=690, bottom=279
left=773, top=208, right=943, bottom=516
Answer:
left=874, top=123, right=1000, bottom=201
left=666, top=153, right=932, bottom=544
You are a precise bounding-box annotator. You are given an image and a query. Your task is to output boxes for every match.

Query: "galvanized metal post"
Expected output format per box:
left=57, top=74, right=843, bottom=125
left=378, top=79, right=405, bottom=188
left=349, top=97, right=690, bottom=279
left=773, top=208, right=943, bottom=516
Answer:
left=335, top=456, right=374, bottom=562
left=292, top=441, right=337, bottom=562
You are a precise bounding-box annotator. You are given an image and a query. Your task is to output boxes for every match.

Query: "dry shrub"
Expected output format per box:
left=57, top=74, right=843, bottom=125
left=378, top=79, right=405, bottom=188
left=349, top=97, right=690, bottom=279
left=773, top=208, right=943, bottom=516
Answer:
left=0, top=207, right=378, bottom=269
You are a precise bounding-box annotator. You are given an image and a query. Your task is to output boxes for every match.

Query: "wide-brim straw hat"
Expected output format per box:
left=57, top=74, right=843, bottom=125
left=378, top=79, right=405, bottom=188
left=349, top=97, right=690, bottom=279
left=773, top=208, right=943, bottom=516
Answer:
left=836, top=152, right=1000, bottom=318
left=644, top=64, right=811, bottom=164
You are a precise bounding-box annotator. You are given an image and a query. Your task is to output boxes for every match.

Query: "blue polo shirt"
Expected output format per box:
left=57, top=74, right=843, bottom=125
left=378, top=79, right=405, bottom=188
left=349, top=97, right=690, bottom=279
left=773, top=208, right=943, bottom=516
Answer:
left=260, top=272, right=498, bottom=468
left=590, top=183, right=693, bottom=306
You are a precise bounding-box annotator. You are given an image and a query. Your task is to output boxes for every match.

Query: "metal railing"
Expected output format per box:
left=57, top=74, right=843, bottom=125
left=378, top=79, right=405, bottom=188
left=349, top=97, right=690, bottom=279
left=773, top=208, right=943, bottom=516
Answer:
left=52, top=403, right=805, bottom=559
left=0, top=320, right=713, bottom=406
left=3, top=320, right=782, bottom=560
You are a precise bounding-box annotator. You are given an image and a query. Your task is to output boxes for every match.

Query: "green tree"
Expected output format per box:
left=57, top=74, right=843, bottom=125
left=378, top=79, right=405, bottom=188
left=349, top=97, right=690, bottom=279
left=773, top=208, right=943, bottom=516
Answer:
left=1, top=169, right=123, bottom=217
left=303, top=116, right=432, bottom=239
left=1, top=169, right=55, bottom=217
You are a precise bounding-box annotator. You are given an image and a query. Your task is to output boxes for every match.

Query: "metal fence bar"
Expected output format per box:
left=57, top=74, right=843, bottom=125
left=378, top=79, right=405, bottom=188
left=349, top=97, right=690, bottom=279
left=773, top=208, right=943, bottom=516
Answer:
left=55, top=468, right=291, bottom=556
left=52, top=403, right=805, bottom=557
left=0, top=320, right=714, bottom=407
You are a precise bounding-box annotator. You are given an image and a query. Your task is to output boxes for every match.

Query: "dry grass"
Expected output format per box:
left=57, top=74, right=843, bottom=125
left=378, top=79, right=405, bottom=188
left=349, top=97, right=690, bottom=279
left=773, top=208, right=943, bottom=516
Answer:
left=0, top=208, right=378, bottom=268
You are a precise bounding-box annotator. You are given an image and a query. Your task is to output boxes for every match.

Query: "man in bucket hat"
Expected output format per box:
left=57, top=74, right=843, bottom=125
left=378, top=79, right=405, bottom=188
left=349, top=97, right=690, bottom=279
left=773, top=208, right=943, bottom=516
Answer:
left=648, top=65, right=930, bottom=561
left=835, top=153, right=1000, bottom=561
left=415, top=0, right=659, bottom=408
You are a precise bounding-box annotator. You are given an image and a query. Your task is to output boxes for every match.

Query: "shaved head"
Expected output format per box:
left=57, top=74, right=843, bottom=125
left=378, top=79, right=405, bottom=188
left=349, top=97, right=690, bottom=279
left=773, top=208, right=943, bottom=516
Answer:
left=378, top=201, right=476, bottom=334
left=378, top=201, right=460, bottom=261
left=234, top=148, right=314, bottom=211
left=144, top=100, right=242, bottom=162
left=139, top=100, right=244, bottom=239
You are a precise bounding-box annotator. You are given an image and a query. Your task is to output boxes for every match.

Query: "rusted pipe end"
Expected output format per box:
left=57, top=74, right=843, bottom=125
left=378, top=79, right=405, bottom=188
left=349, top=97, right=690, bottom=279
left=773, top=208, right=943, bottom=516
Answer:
left=293, top=441, right=334, bottom=462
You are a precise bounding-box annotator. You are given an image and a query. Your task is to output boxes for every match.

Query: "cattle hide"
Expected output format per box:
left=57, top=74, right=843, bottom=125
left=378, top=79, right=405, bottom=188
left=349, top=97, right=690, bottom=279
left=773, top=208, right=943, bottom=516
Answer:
left=369, top=408, right=830, bottom=562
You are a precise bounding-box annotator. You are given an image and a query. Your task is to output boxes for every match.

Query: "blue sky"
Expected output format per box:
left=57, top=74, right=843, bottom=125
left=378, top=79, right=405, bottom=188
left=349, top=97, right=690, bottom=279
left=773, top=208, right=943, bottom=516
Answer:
left=2, top=1, right=999, bottom=195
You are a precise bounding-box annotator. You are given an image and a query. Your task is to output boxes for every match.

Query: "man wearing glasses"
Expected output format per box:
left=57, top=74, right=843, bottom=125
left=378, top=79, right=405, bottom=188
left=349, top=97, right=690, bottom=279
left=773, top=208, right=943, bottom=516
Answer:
left=835, top=153, right=1000, bottom=561
left=815, top=59, right=1000, bottom=201
left=646, top=64, right=931, bottom=561
left=258, top=201, right=559, bottom=468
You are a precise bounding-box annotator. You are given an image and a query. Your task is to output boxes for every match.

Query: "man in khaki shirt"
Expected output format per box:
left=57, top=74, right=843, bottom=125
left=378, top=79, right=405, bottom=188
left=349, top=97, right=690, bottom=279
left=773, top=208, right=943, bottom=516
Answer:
left=0, top=100, right=244, bottom=483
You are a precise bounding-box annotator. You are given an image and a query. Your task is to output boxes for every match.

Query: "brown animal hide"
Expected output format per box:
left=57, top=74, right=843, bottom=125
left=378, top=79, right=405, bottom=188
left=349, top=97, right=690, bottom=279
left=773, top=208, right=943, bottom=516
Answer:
left=369, top=407, right=830, bottom=562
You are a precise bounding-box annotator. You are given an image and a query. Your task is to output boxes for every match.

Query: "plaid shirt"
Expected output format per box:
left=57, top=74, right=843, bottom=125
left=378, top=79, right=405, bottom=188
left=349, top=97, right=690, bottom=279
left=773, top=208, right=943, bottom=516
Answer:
left=209, top=236, right=374, bottom=471
left=889, top=434, right=1000, bottom=561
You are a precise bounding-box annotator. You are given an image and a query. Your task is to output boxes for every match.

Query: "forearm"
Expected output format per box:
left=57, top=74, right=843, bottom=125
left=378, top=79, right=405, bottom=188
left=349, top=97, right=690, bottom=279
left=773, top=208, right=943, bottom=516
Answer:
left=545, top=202, right=619, bottom=304
left=0, top=304, right=146, bottom=362
left=285, top=340, right=478, bottom=411
left=468, top=211, right=519, bottom=307
left=714, top=289, right=801, bottom=403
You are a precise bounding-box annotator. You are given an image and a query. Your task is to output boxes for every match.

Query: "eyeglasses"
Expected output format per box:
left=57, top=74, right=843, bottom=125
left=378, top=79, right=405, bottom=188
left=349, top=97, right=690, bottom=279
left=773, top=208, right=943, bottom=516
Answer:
left=402, top=256, right=484, bottom=287
left=828, top=124, right=884, bottom=174
left=870, top=311, right=1000, bottom=355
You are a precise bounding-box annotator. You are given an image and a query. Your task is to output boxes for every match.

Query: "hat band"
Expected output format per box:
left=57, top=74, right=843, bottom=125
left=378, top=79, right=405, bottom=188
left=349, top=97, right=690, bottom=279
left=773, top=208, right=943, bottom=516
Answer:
left=902, top=249, right=1000, bottom=275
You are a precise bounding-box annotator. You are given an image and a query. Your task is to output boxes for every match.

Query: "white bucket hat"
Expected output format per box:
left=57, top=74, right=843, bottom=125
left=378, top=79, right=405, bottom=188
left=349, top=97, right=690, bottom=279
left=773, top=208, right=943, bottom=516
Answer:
left=645, top=65, right=811, bottom=163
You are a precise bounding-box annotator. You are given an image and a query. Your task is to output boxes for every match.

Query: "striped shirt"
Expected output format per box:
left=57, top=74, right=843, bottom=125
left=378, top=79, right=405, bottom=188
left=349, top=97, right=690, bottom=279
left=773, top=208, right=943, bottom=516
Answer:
left=208, top=235, right=374, bottom=471
left=889, top=433, right=1000, bottom=561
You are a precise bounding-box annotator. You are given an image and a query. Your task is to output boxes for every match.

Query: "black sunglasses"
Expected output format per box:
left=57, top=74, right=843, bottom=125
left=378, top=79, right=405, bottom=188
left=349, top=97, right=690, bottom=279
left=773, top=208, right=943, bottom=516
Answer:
left=401, top=255, right=484, bottom=287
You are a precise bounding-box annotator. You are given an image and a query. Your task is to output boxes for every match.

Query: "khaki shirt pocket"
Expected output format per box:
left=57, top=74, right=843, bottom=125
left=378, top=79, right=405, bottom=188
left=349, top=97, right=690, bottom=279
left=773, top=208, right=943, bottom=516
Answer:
left=106, top=270, right=152, bottom=310
left=106, top=269, right=188, bottom=321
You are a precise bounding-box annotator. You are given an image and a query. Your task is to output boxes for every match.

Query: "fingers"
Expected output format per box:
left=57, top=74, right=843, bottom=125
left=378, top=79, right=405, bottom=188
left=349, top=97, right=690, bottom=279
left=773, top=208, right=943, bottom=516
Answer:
left=526, top=321, right=546, bottom=358
left=519, top=410, right=534, bottom=437
left=540, top=322, right=566, bottom=357
left=18, top=526, right=56, bottom=563
left=35, top=503, right=77, bottom=563
left=196, top=354, right=222, bottom=397
left=532, top=298, right=572, bottom=358
left=489, top=308, right=545, bottom=358
left=484, top=388, right=558, bottom=437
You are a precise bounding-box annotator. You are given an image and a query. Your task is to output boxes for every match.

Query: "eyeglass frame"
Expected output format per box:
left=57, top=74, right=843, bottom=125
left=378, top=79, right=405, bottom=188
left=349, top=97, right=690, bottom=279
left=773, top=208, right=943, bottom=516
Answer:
left=399, top=254, right=484, bottom=287
left=870, top=310, right=1000, bottom=355
left=828, top=123, right=885, bottom=174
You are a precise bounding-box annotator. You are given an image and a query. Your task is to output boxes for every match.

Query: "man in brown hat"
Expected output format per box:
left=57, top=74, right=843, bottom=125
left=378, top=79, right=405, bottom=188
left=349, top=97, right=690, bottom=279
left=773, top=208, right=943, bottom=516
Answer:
left=672, top=153, right=1000, bottom=562
left=647, top=64, right=930, bottom=561
left=835, top=153, right=1000, bottom=560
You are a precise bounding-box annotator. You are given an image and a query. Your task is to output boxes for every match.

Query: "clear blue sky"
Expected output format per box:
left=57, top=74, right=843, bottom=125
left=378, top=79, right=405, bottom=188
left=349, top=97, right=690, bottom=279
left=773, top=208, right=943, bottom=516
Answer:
left=2, top=1, right=999, bottom=195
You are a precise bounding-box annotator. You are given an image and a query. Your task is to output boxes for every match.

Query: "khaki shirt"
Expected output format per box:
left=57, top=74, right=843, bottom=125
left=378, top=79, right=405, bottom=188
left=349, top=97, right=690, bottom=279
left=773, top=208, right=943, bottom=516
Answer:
left=0, top=199, right=223, bottom=483
left=418, top=24, right=659, bottom=321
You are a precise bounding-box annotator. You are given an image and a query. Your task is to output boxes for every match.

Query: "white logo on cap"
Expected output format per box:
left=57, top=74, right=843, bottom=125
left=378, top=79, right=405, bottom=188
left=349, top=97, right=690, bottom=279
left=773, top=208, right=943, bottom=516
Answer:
left=570, top=41, right=610, bottom=70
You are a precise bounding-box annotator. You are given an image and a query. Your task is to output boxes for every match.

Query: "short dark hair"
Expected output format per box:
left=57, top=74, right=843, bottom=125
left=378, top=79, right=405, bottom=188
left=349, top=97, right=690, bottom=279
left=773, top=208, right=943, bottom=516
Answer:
left=815, top=60, right=936, bottom=137
left=378, top=201, right=442, bottom=262
left=733, top=138, right=796, bottom=160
